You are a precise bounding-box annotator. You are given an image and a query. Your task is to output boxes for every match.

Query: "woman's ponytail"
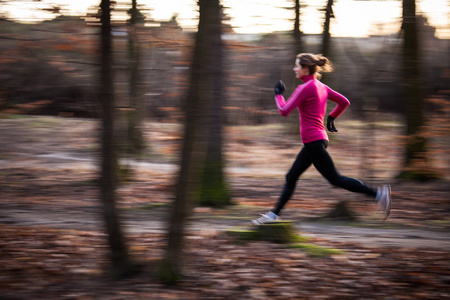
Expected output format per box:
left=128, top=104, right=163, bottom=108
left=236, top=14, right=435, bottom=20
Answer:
left=297, top=53, right=334, bottom=78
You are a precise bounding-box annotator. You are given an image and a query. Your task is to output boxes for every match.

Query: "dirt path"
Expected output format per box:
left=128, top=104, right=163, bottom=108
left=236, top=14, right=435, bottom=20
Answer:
left=1, top=194, right=449, bottom=250
left=299, top=222, right=450, bottom=249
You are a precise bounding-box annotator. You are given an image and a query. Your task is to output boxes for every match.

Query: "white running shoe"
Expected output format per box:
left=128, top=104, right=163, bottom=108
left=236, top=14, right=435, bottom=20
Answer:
left=376, top=185, right=391, bottom=220
left=252, top=211, right=280, bottom=225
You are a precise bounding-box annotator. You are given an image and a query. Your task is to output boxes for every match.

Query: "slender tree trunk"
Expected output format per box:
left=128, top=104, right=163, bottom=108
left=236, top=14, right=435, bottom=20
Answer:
left=99, top=0, right=132, bottom=277
left=401, top=0, right=426, bottom=169
left=321, top=0, right=334, bottom=57
left=160, top=0, right=220, bottom=283
left=293, top=0, right=303, bottom=54
left=287, top=0, right=303, bottom=136
left=198, top=0, right=231, bottom=207
left=126, top=0, right=145, bottom=154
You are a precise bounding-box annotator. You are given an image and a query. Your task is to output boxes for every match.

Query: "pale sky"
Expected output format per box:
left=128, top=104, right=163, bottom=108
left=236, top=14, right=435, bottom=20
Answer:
left=0, top=0, right=448, bottom=38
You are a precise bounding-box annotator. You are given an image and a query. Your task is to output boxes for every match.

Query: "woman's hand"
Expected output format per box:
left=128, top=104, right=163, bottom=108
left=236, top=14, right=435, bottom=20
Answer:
left=274, top=80, right=285, bottom=95
left=327, top=115, right=338, bottom=132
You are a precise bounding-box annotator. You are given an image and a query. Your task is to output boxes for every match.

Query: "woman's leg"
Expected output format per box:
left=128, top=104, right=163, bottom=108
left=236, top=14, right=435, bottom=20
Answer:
left=305, top=140, right=377, bottom=196
left=272, top=147, right=312, bottom=215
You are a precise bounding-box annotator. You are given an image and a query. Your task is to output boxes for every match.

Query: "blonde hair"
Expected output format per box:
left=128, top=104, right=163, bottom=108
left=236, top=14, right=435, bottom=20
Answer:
left=296, top=53, right=333, bottom=79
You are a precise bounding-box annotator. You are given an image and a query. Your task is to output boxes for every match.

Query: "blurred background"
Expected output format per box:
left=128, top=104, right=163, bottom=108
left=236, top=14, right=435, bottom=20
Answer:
left=0, top=0, right=448, bottom=174
left=0, top=0, right=449, bottom=296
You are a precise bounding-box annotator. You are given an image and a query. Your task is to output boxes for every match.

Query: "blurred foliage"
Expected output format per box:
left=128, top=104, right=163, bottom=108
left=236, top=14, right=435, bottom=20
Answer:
left=0, top=16, right=99, bottom=117
left=0, top=13, right=447, bottom=122
left=0, top=2, right=448, bottom=181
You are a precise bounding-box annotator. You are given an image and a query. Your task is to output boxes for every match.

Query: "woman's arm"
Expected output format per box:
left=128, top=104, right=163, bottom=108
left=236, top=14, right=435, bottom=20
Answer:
left=327, top=88, right=350, bottom=119
left=275, top=81, right=313, bottom=117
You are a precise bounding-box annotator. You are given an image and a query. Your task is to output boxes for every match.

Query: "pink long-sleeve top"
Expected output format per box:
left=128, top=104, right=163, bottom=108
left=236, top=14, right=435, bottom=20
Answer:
left=275, top=74, right=350, bottom=144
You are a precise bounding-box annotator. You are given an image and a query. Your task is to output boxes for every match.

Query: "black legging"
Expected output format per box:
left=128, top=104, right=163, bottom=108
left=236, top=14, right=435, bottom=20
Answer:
left=272, top=139, right=377, bottom=216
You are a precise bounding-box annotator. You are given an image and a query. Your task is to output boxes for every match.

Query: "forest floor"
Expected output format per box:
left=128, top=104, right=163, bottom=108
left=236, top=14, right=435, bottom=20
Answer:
left=1, top=114, right=449, bottom=299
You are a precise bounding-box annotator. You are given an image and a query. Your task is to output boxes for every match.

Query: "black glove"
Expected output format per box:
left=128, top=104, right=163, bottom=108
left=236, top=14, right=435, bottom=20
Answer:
left=327, top=115, right=338, bottom=132
left=274, top=80, right=285, bottom=95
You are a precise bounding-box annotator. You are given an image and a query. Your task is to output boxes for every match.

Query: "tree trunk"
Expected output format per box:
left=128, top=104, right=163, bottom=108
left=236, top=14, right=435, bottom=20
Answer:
left=402, top=0, right=424, bottom=161
left=399, top=0, right=434, bottom=180
left=198, top=0, right=231, bottom=207
left=98, top=0, right=133, bottom=278
left=160, top=0, right=222, bottom=283
left=321, top=0, right=334, bottom=57
left=293, top=0, right=303, bottom=54
left=126, top=0, right=145, bottom=154
left=287, top=0, right=303, bottom=136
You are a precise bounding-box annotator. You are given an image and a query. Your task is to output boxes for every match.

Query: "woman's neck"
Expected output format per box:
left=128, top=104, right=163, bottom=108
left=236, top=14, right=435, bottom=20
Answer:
left=300, top=74, right=315, bottom=82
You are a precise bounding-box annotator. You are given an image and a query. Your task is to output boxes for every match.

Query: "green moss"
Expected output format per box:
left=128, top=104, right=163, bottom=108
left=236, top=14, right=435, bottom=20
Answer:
left=290, top=235, right=311, bottom=243
left=133, top=202, right=168, bottom=211
left=287, top=243, right=344, bottom=257
left=198, top=185, right=232, bottom=207
left=156, top=259, right=181, bottom=285
left=258, top=221, right=297, bottom=243
left=0, top=114, right=30, bottom=120
left=198, top=159, right=232, bottom=207
left=227, top=222, right=305, bottom=244
left=226, top=227, right=260, bottom=240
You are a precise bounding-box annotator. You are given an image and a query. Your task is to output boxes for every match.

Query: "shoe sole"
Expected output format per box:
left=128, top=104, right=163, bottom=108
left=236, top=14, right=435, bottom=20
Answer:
left=251, top=219, right=280, bottom=225
left=381, top=185, right=391, bottom=220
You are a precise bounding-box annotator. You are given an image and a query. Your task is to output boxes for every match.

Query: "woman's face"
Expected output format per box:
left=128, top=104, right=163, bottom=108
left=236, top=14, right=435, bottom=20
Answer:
left=293, top=58, right=309, bottom=79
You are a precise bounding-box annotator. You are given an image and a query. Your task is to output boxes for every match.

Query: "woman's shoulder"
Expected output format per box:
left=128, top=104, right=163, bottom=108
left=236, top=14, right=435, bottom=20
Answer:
left=301, top=79, right=320, bottom=91
left=311, top=79, right=332, bottom=91
left=299, top=79, right=317, bottom=87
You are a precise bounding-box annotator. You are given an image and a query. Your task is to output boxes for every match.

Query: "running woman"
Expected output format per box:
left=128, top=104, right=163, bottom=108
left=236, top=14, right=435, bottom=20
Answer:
left=252, top=53, right=391, bottom=224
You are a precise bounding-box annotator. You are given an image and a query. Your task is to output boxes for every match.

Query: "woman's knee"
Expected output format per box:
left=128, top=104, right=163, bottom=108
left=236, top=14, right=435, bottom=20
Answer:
left=285, top=172, right=298, bottom=186
left=326, top=174, right=345, bottom=187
